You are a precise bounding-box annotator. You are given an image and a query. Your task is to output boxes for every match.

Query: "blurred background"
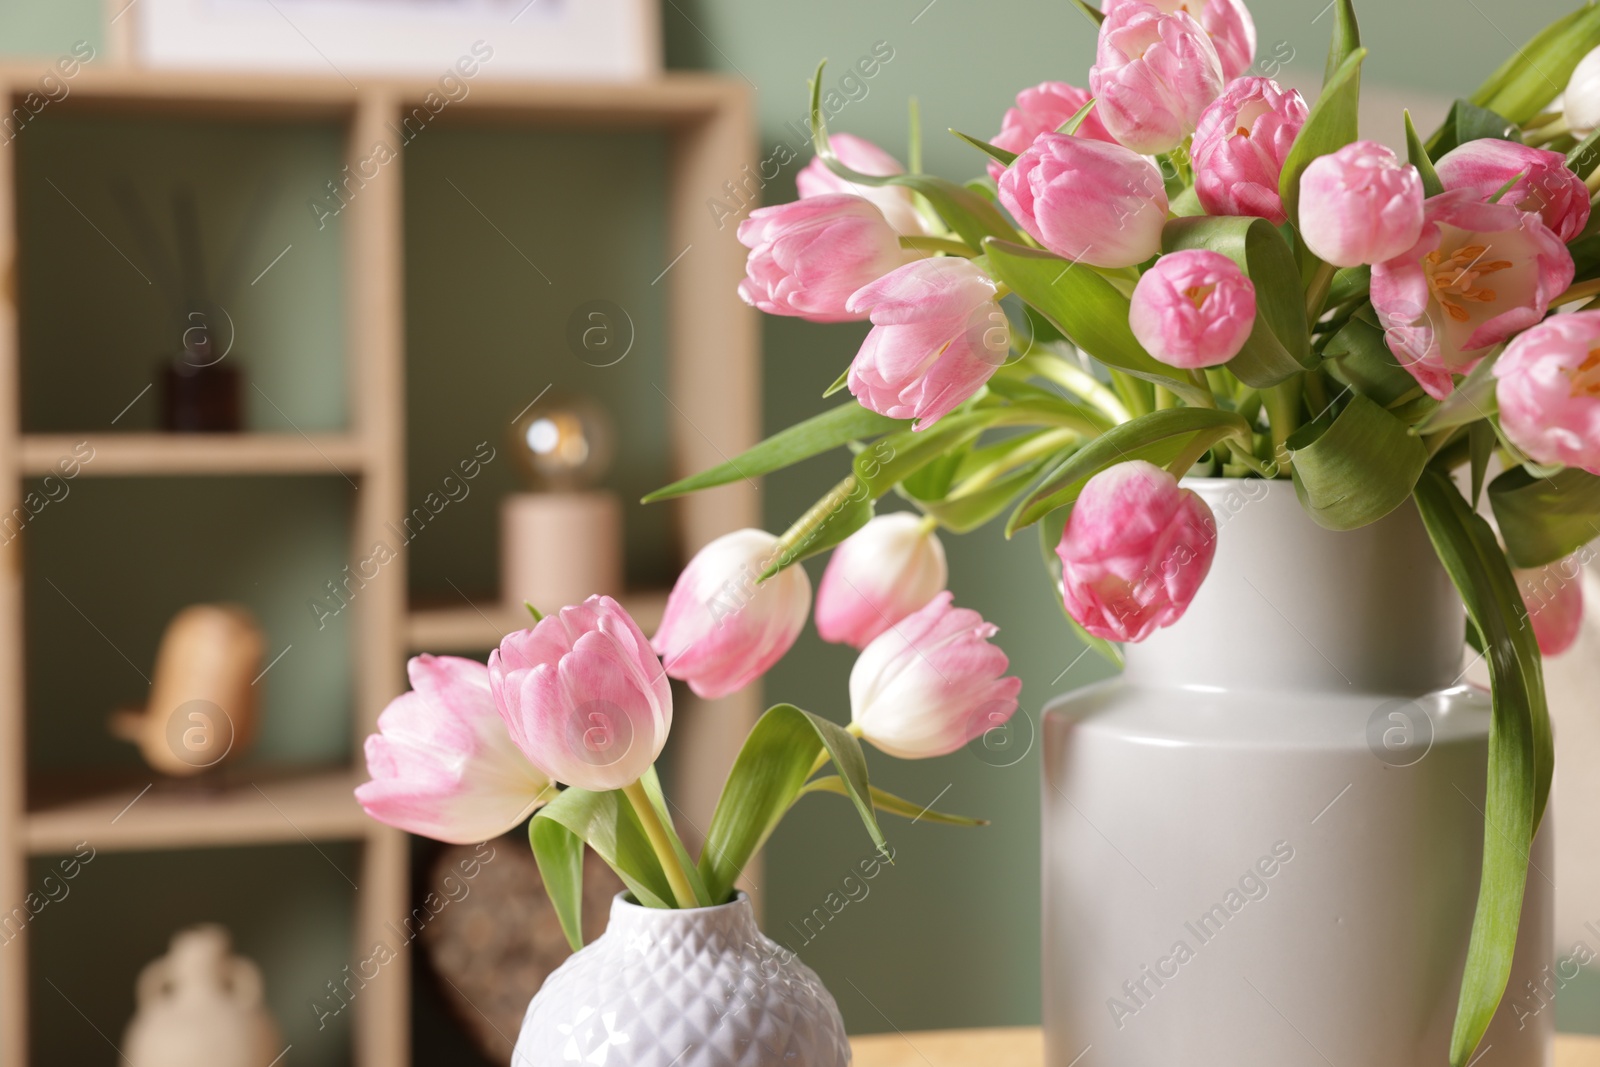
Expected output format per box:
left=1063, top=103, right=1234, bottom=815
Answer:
left=0, top=0, right=1597, bottom=1064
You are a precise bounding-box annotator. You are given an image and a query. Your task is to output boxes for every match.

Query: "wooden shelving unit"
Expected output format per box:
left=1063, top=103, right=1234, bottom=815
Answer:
left=0, top=66, right=757, bottom=1067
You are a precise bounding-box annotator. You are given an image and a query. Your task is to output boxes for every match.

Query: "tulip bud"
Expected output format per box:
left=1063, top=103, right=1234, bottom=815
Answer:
left=849, top=592, right=1022, bottom=759
left=844, top=258, right=1010, bottom=426
left=1089, top=2, right=1225, bottom=154
left=1191, top=76, right=1307, bottom=225
left=1057, top=461, right=1218, bottom=642
left=1298, top=141, right=1425, bottom=268
left=489, top=596, right=672, bottom=792
left=1517, top=560, right=1585, bottom=658
left=737, top=194, right=916, bottom=323
left=986, top=81, right=1117, bottom=182
left=797, top=132, right=927, bottom=237
left=1564, top=45, right=1600, bottom=137
left=652, top=529, right=811, bottom=700
left=816, top=512, right=949, bottom=649
left=1105, top=0, right=1257, bottom=79
left=1435, top=138, right=1591, bottom=242
left=1129, top=249, right=1256, bottom=369
left=998, top=133, right=1167, bottom=269
left=1493, top=310, right=1600, bottom=475
left=357, top=655, right=554, bottom=843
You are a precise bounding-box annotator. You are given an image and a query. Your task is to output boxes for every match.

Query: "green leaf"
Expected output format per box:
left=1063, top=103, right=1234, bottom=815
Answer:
left=644, top=400, right=905, bottom=502
left=1413, top=471, right=1549, bottom=1067
left=1326, top=266, right=1371, bottom=308
left=1286, top=393, right=1427, bottom=529
left=951, top=129, right=1016, bottom=168
left=1322, top=0, right=1361, bottom=87
left=529, top=815, right=587, bottom=952
left=1425, top=99, right=1521, bottom=158
left=800, top=776, right=988, bottom=827
left=811, top=63, right=1021, bottom=248
left=982, top=238, right=1212, bottom=405
left=1162, top=216, right=1315, bottom=387
left=1059, top=97, right=1098, bottom=136
left=1568, top=125, right=1600, bottom=179
left=1404, top=111, right=1444, bottom=198
left=1414, top=349, right=1499, bottom=434
left=637, top=766, right=711, bottom=906
left=1323, top=307, right=1420, bottom=407
left=764, top=474, right=876, bottom=578
left=1007, top=408, right=1252, bottom=535
left=531, top=787, right=674, bottom=913
left=1489, top=466, right=1600, bottom=568
left=1470, top=420, right=1496, bottom=507
left=822, top=365, right=851, bottom=398
left=699, top=704, right=885, bottom=904
left=1280, top=47, right=1367, bottom=229
left=1469, top=3, right=1600, bottom=126
left=924, top=452, right=1060, bottom=533
left=1067, top=0, right=1104, bottom=27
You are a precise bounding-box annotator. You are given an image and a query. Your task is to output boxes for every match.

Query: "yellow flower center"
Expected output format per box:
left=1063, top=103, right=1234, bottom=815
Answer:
left=1424, top=243, right=1512, bottom=323
left=1183, top=284, right=1215, bottom=310
left=1571, top=347, right=1600, bottom=399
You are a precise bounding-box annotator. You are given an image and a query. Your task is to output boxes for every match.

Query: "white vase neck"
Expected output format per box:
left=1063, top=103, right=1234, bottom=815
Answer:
left=1120, top=479, right=1464, bottom=695
left=605, top=891, right=760, bottom=941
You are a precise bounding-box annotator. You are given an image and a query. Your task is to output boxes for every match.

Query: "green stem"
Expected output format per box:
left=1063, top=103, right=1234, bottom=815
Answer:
left=1024, top=353, right=1133, bottom=423
left=1304, top=260, right=1338, bottom=324
left=1264, top=379, right=1303, bottom=476
left=1552, top=277, right=1600, bottom=307
left=948, top=428, right=1078, bottom=495
left=1109, top=369, right=1154, bottom=417
left=1188, top=369, right=1216, bottom=408
left=621, top=780, right=700, bottom=909
left=1525, top=115, right=1570, bottom=146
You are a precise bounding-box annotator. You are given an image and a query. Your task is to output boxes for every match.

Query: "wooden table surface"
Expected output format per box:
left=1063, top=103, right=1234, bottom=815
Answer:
left=850, top=1027, right=1600, bottom=1065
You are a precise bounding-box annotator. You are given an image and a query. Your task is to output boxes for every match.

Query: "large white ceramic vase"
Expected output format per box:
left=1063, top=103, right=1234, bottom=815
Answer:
left=1042, top=478, right=1552, bottom=1066
left=515, top=892, right=851, bottom=1066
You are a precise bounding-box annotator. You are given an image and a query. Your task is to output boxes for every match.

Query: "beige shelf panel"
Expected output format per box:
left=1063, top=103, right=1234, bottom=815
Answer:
left=25, top=769, right=371, bottom=854
left=406, top=590, right=669, bottom=653
left=21, top=433, right=366, bottom=478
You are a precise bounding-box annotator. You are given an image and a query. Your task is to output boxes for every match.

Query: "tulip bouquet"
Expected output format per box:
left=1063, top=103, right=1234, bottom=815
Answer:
left=645, top=0, right=1600, bottom=1059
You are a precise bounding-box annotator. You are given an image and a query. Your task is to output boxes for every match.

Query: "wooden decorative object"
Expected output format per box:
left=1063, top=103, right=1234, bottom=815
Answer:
left=500, top=492, right=623, bottom=612
left=421, top=842, right=622, bottom=1063
left=123, top=924, right=282, bottom=1067
left=107, top=604, right=264, bottom=777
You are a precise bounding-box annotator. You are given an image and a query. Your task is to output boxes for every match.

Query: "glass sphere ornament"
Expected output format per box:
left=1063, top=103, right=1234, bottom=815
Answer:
left=509, top=395, right=615, bottom=492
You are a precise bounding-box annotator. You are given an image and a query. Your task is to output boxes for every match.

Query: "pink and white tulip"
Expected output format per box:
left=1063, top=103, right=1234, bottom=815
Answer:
left=1102, top=0, right=1257, bottom=80
left=816, top=512, right=948, bottom=649
left=1435, top=138, right=1591, bottom=243
left=849, top=592, right=1022, bottom=759
left=1128, top=248, right=1257, bottom=369
left=652, top=529, right=811, bottom=700
left=797, top=132, right=927, bottom=237
left=489, top=596, right=672, bottom=792
left=1057, top=460, right=1218, bottom=642
left=1298, top=141, right=1425, bottom=267
left=845, top=258, right=1010, bottom=426
left=736, top=194, right=915, bottom=323
left=998, top=133, right=1168, bottom=268
left=1191, top=76, right=1307, bottom=225
left=1089, top=2, right=1225, bottom=154
left=1372, top=189, right=1573, bottom=399
left=986, top=81, right=1117, bottom=182
left=1493, top=311, right=1600, bottom=474
left=1517, top=559, right=1585, bottom=657
left=357, top=655, right=554, bottom=843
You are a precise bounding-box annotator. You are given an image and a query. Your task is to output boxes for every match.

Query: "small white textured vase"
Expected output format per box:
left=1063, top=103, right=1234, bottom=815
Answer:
left=515, top=892, right=851, bottom=1066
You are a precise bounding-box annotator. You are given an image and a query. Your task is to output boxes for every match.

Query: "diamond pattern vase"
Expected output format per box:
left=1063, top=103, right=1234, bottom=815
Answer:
left=514, top=891, right=851, bottom=1066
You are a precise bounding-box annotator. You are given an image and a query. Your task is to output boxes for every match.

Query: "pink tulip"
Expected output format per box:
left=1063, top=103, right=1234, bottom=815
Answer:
left=844, top=257, right=1011, bottom=426
left=1298, top=141, right=1425, bottom=268
left=816, top=512, right=948, bottom=649
left=1057, top=460, right=1218, bottom=642
left=797, top=132, right=926, bottom=237
left=998, top=133, right=1168, bottom=269
left=1089, top=1, right=1225, bottom=154
left=1372, top=189, right=1573, bottom=400
left=1191, top=76, right=1307, bottom=225
left=489, top=596, right=671, bottom=792
left=1517, top=559, right=1585, bottom=657
left=1435, top=139, right=1591, bottom=243
left=736, top=194, right=915, bottom=323
left=357, top=655, right=554, bottom=843
left=849, top=592, right=1022, bottom=759
left=1493, top=311, right=1600, bottom=474
left=1103, top=0, right=1257, bottom=80
left=652, top=529, right=811, bottom=700
left=1128, top=249, right=1257, bottom=369
left=986, top=81, right=1117, bottom=182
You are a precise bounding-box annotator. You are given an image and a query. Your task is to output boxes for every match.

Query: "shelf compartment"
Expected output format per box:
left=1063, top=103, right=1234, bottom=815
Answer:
left=21, top=433, right=367, bottom=477
left=26, top=768, right=370, bottom=854
left=406, top=589, right=668, bottom=653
